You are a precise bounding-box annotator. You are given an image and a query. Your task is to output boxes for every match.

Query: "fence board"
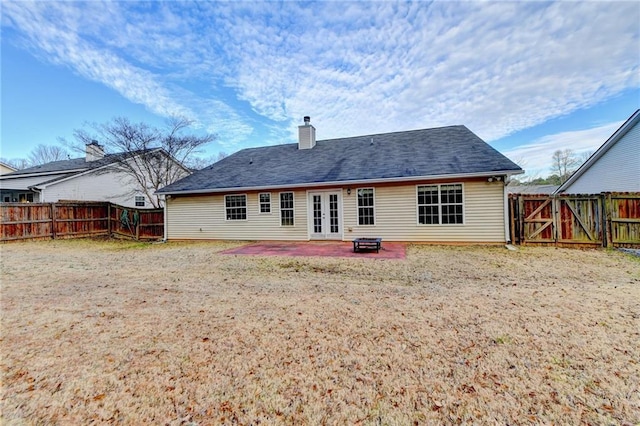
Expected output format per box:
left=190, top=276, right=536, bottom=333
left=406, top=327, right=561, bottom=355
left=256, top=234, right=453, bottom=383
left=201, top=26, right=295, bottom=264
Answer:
left=509, top=192, right=639, bottom=248
left=0, top=202, right=163, bottom=242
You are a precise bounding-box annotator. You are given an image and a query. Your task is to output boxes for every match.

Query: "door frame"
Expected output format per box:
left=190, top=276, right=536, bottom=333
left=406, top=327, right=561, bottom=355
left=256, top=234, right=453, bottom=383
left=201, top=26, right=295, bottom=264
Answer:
left=306, top=189, right=343, bottom=240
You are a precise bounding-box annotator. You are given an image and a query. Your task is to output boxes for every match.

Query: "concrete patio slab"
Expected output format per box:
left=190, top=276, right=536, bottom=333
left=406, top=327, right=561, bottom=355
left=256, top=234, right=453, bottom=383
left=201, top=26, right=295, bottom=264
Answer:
left=221, top=241, right=406, bottom=259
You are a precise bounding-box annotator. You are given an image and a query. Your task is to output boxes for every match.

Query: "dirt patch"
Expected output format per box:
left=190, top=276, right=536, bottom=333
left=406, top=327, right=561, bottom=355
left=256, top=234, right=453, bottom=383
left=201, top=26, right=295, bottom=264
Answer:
left=1, top=240, right=639, bottom=424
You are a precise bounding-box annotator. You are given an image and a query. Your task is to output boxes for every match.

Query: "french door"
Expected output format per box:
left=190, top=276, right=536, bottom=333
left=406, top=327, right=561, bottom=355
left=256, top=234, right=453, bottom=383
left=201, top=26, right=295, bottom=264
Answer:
left=308, top=191, right=342, bottom=239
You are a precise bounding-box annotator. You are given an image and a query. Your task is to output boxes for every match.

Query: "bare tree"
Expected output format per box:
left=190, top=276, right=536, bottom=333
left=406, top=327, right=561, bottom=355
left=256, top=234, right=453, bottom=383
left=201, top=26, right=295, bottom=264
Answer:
left=71, top=117, right=216, bottom=208
left=186, top=151, right=229, bottom=170
left=550, top=149, right=579, bottom=184
left=28, top=144, right=69, bottom=166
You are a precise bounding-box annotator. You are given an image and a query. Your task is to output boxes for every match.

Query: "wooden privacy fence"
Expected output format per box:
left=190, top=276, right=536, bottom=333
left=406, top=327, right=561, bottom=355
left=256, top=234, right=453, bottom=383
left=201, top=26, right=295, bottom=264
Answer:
left=509, top=192, right=640, bottom=248
left=0, top=202, right=164, bottom=242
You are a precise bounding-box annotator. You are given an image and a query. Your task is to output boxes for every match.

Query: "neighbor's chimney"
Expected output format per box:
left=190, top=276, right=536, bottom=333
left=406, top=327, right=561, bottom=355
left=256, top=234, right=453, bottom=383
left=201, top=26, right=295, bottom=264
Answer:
left=298, top=116, right=316, bottom=149
left=86, top=140, right=105, bottom=162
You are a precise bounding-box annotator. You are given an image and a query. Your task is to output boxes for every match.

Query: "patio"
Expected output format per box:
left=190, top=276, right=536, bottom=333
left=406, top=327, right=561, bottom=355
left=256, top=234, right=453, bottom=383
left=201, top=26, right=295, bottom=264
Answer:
left=221, top=241, right=406, bottom=259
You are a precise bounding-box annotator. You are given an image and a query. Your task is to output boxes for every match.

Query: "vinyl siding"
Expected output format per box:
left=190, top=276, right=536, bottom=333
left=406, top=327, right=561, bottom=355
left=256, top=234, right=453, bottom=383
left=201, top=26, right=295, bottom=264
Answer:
left=166, top=180, right=507, bottom=242
left=564, top=122, right=640, bottom=193
left=343, top=181, right=505, bottom=242
left=42, top=169, right=154, bottom=208
left=166, top=191, right=308, bottom=240
left=0, top=174, right=70, bottom=190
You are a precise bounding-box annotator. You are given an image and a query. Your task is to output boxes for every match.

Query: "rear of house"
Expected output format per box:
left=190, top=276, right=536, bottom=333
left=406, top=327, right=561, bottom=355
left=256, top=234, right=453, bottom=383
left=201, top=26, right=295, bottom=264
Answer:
left=159, top=118, right=523, bottom=243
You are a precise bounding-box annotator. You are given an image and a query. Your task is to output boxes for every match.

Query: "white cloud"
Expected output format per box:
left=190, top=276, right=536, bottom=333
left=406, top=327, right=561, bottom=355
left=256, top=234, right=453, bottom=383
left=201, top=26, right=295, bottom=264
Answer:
left=504, top=120, right=623, bottom=178
left=2, top=1, right=638, bottom=151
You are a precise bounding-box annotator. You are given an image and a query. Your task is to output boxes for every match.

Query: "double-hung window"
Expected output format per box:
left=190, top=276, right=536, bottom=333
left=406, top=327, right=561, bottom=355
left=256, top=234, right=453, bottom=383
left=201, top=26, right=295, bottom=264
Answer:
left=135, top=196, right=145, bottom=207
left=225, top=194, right=247, bottom=220
left=357, top=188, right=375, bottom=225
left=280, top=192, right=294, bottom=226
left=259, top=193, right=271, bottom=213
left=417, top=184, right=463, bottom=225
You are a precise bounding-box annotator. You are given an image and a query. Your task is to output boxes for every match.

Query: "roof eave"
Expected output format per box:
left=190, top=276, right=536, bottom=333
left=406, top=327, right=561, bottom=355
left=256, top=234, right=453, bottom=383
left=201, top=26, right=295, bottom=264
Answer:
left=554, top=109, right=640, bottom=194
left=159, top=169, right=524, bottom=196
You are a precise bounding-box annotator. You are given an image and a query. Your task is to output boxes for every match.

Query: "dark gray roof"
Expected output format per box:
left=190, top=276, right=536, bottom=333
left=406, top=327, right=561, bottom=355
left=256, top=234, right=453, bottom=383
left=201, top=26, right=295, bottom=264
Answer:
left=159, top=125, right=523, bottom=194
left=4, top=155, right=120, bottom=176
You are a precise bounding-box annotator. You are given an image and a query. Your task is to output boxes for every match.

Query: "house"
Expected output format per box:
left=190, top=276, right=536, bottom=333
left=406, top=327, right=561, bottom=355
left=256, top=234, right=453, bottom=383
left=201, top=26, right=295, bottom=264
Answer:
left=555, top=109, right=640, bottom=194
left=0, top=142, right=190, bottom=208
left=158, top=117, right=523, bottom=243
left=0, top=162, right=17, bottom=175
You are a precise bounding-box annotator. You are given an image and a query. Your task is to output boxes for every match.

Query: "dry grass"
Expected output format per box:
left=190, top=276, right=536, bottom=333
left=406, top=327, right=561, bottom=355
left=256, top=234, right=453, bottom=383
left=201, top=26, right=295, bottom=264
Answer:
left=1, top=239, right=639, bottom=425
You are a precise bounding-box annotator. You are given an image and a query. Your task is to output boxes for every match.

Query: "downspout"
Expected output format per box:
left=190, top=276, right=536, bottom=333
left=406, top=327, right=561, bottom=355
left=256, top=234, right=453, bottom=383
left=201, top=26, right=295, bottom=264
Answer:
left=28, top=185, right=43, bottom=203
left=503, top=177, right=511, bottom=244
left=163, top=194, right=169, bottom=242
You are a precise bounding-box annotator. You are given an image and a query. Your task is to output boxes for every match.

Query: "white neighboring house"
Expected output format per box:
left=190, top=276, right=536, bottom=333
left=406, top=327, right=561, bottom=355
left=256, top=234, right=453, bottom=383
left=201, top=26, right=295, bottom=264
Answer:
left=0, top=142, right=190, bottom=208
left=0, top=162, right=17, bottom=175
left=555, top=109, right=640, bottom=195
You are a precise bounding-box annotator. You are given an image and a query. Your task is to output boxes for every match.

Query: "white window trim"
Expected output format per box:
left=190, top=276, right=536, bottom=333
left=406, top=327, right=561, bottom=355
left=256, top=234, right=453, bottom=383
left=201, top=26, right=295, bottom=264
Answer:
left=279, top=191, right=295, bottom=227
left=258, top=192, right=272, bottom=214
left=224, top=193, right=248, bottom=221
left=356, top=187, right=376, bottom=226
left=416, top=183, right=465, bottom=226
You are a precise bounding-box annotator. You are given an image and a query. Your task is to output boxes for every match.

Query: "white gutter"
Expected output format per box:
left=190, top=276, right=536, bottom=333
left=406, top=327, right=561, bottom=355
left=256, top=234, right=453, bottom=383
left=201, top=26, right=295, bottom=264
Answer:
left=0, top=169, right=86, bottom=180
left=159, top=169, right=524, bottom=196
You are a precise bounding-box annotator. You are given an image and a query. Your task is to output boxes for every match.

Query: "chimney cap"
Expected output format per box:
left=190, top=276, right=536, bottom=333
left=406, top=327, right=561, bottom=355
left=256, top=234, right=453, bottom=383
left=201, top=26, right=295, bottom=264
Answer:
left=303, top=116, right=311, bottom=125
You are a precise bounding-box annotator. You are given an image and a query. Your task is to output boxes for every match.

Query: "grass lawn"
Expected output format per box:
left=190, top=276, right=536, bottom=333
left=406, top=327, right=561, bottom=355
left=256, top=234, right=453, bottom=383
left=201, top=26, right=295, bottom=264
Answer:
left=1, top=240, right=639, bottom=424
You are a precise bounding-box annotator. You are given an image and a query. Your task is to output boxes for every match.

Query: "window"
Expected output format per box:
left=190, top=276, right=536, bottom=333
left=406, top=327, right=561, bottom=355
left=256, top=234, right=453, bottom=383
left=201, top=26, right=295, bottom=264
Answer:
left=280, top=192, right=294, bottom=226
left=135, top=196, right=145, bottom=207
left=417, top=184, right=463, bottom=225
left=259, top=193, right=271, bottom=213
left=357, top=188, right=375, bottom=225
left=225, top=194, right=247, bottom=220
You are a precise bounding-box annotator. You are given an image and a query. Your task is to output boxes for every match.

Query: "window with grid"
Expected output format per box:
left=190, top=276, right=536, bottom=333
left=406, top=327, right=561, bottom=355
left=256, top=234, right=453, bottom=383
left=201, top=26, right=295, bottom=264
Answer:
left=135, top=196, right=145, bottom=207
left=280, top=192, right=294, bottom=226
left=225, top=194, right=247, bottom=220
left=259, top=193, right=271, bottom=213
left=417, top=184, right=463, bottom=225
left=357, top=188, right=375, bottom=225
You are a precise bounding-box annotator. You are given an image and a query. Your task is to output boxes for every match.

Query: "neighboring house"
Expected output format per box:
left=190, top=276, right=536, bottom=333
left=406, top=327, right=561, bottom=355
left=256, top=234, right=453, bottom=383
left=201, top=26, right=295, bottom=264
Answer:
left=0, top=162, right=17, bottom=175
left=555, top=109, right=640, bottom=195
left=507, top=184, right=558, bottom=195
left=0, top=142, right=190, bottom=208
left=158, top=117, right=523, bottom=243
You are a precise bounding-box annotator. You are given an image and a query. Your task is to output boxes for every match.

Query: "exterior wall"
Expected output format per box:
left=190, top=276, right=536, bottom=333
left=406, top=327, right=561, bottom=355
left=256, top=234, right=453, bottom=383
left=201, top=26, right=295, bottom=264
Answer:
left=0, top=164, right=17, bottom=175
left=166, top=179, right=507, bottom=242
left=342, top=180, right=505, bottom=242
left=166, top=191, right=309, bottom=240
left=564, top=122, right=640, bottom=194
left=0, top=174, right=70, bottom=190
left=41, top=169, right=153, bottom=208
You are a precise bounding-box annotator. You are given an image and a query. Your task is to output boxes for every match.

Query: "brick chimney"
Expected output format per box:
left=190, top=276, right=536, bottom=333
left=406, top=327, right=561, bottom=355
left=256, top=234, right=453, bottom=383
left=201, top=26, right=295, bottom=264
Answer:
left=86, top=141, right=105, bottom=162
left=298, top=116, right=316, bottom=149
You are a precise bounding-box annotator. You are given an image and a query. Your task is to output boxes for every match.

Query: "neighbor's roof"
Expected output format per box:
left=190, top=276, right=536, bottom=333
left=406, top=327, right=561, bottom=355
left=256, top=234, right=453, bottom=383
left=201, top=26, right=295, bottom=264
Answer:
left=2, top=156, right=116, bottom=177
left=159, top=125, right=523, bottom=194
left=555, top=109, right=640, bottom=194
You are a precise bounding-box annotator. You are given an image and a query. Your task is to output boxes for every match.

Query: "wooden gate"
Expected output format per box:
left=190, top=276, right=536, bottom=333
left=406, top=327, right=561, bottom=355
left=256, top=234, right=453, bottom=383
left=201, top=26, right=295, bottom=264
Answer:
left=510, top=192, right=639, bottom=247
left=556, top=196, right=603, bottom=245
left=518, top=196, right=555, bottom=243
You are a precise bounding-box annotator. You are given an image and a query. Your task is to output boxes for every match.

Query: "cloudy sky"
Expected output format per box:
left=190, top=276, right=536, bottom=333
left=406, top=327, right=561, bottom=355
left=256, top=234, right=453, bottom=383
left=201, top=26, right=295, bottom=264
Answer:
left=1, top=1, right=638, bottom=177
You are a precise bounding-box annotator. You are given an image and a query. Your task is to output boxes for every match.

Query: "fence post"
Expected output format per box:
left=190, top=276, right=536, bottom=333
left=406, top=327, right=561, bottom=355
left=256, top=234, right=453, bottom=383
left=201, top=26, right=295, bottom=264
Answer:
left=518, top=195, right=524, bottom=244
left=552, top=196, right=559, bottom=244
left=107, top=203, right=112, bottom=238
left=601, top=194, right=607, bottom=248
left=606, top=193, right=613, bottom=247
left=50, top=203, right=57, bottom=240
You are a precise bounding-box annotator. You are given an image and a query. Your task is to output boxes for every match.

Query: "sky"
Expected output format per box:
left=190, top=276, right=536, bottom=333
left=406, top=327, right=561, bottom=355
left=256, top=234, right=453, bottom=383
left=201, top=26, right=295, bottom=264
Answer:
left=1, top=1, right=639, bottom=178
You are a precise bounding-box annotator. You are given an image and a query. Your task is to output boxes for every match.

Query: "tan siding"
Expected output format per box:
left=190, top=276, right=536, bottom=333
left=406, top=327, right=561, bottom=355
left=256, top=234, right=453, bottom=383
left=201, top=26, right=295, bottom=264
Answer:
left=167, top=181, right=506, bottom=242
left=343, top=181, right=505, bottom=242
left=167, top=191, right=308, bottom=240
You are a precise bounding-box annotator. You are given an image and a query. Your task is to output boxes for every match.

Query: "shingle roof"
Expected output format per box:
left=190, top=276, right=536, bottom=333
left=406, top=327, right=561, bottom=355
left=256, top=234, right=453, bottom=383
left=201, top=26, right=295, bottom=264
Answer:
left=5, top=154, right=120, bottom=176
left=159, top=125, right=522, bottom=194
